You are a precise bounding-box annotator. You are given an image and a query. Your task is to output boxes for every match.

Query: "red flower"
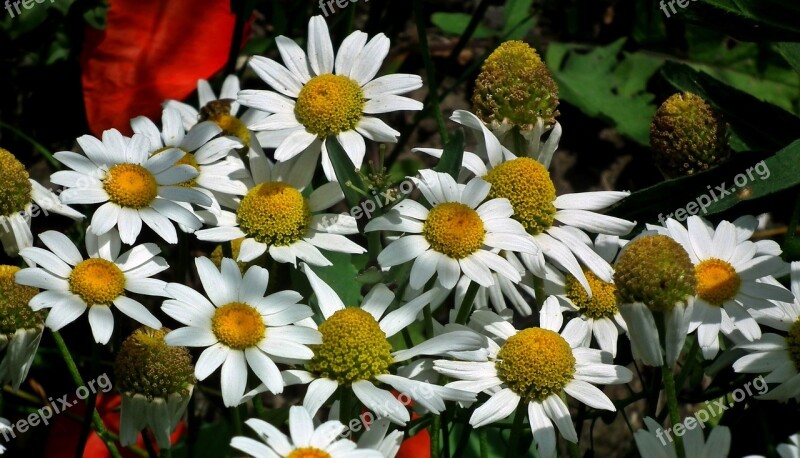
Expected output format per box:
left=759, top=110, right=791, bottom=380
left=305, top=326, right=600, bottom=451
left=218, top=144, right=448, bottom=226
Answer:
left=81, top=0, right=251, bottom=136
left=44, top=393, right=185, bottom=458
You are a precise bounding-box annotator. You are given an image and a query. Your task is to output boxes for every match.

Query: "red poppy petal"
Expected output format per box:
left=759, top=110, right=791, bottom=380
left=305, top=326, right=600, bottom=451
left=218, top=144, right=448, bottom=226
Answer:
left=81, top=0, right=250, bottom=136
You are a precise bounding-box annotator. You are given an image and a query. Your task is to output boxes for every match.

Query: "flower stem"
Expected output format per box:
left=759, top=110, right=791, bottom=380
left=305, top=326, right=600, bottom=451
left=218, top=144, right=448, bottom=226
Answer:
left=430, top=414, right=441, bottom=457
left=568, top=441, right=581, bottom=458
left=413, top=0, right=449, bottom=144
left=455, top=281, right=480, bottom=325
left=507, top=400, right=528, bottom=458
left=339, top=387, right=353, bottom=424
left=51, top=331, right=122, bottom=458
left=230, top=406, right=243, bottom=437
left=479, top=427, right=488, bottom=458
left=662, top=363, right=686, bottom=458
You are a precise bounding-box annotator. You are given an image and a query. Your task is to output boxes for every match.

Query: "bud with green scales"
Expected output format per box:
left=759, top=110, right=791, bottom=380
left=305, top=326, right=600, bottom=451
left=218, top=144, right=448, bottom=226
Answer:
left=115, top=327, right=195, bottom=448
left=614, top=235, right=696, bottom=312
left=650, top=92, right=730, bottom=178
left=0, top=265, right=44, bottom=390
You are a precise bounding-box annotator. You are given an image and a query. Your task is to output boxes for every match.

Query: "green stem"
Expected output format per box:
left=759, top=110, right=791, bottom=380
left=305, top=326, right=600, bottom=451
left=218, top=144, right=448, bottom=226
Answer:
left=367, top=232, right=382, bottom=267
left=413, top=0, right=449, bottom=144
left=447, top=0, right=491, bottom=63
left=532, top=275, right=546, bottom=313
left=568, top=441, right=581, bottom=458
left=479, top=427, right=488, bottom=458
left=507, top=400, right=528, bottom=458
left=339, top=387, right=353, bottom=423
left=0, top=120, right=59, bottom=169
left=230, top=406, right=243, bottom=437
left=455, top=281, right=481, bottom=325
left=675, top=337, right=699, bottom=391
left=430, top=414, right=441, bottom=457
left=662, top=363, right=686, bottom=458
left=76, top=343, right=101, bottom=457
left=52, top=331, right=122, bottom=458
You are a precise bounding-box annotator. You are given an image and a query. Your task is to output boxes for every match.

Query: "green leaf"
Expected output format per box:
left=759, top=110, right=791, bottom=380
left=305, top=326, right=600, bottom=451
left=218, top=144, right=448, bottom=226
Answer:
left=292, top=252, right=366, bottom=308
left=431, top=12, right=495, bottom=39
left=777, top=42, right=800, bottom=74
left=546, top=39, right=663, bottom=145
left=680, top=0, right=800, bottom=41
left=503, top=0, right=535, bottom=39
left=325, top=136, right=366, bottom=209
left=434, top=129, right=465, bottom=180
left=661, top=62, right=800, bottom=151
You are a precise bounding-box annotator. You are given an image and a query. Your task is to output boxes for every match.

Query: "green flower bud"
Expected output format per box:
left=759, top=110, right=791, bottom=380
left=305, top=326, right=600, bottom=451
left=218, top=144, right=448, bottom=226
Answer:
left=0, top=148, right=32, bottom=217
left=650, top=92, right=730, bottom=178
left=0, top=265, right=42, bottom=333
left=472, top=41, right=560, bottom=130
left=614, top=235, right=695, bottom=312
left=115, top=327, right=195, bottom=400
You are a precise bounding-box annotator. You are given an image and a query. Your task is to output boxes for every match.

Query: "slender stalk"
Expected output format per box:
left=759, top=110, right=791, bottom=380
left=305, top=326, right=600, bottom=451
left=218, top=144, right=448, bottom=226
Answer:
left=0, top=120, right=59, bottom=169
left=52, top=331, right=122, bottom=458
left=430, top=414, right=441, bottom=457
left=507, top=400, right=528, bottom=458
left=662, top=364, right=686, bottom=458
left=479, top=427, right=488, bottom=458
left=455, top=282, right=480, bottom=325
left=253, top=394, right=267, bottom=419
left=447, top=0, right=491, bottom=63
left=532, top=275, right=546, bottom=313
left=568, top=442, right=581, bottom=458
left=230, top=406, right=243, bottom=437
left=413, top=0, right=449, bottom=144
left=339, top=387, right=353, bottom=423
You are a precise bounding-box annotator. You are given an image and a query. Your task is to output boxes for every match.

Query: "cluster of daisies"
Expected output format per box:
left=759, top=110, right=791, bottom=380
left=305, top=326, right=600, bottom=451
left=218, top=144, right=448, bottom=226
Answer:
left=0, top=13, right=798, bottom=458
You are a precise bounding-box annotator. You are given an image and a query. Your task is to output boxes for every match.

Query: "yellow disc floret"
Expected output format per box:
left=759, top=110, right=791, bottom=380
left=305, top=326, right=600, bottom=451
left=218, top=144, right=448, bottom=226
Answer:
left=288, top=448, right=332, bottom=458
left=496, top=328, right=575, bottom=402
left=565, top=268, right=618, bottom=319
left=200, top=99, right=251, bottom=146
left=695, top=259, right=740, bottom=306
left=423, top=202, right=485, bottom=259
left=0, top=148, right=32, bottom=217
left=484, top=157, right=556, bottom=235
left=69, top=259, right=126, bottom=305
left=0, top=265, right=42, bottom=333
left=787, top=318, right=800, bottom=372
left=236, top=182, right=311, bottom=246
left=295, top=74, right=365, bottom=137
left=309, top=308, right=393, bottom=385
left=211, top=302, right=265, bottom=350
left=103, top=164, right=158, bottom=209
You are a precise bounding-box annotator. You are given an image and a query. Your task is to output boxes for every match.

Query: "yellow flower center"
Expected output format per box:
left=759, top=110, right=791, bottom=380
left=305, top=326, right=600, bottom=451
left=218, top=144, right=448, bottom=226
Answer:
left=565, top=268, right=618, bottom=319
left=236, top=182, right=311, bottom=246
left=483, top=157, right=556, bottom=235
left=0, top=147, right=32, bottom=217
left=287, top=448, right=331, bottom=458
left=309, top=308, right=393, bottom=385
left=496, top=328, right=576, bottom=402
left=211, top=302, right=265, bottom=350
left=103, top=164, right=158, bottom=209
left=294, top=74, right=365, bottom=137
left=200, top=99, right=251, bottom=146
left=0, top=265, right=42, bottom=333
left=695, top=258, right=741, bottom=306
left=69, top=259, right=126, bottom=305
left=787, top=318, right=800, bottom=372
left=422, top=202, right=485, bottom=259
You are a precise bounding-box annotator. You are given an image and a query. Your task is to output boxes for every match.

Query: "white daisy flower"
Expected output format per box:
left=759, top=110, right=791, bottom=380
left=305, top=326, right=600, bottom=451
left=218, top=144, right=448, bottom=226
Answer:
left=0, top=148, right=83, bottom=256
left=195, top=151, right=365, bottom=267
left=238, top=15, right=423, bottom=181
left=416, top=110, right=636, bottom=294
left=364, top=169, right=538, bottom=289
left=732, top=261, right=800, bottom=401
left=647, top=215, right=792, bottom=359
left=634, top=416, right=731, bottom=458
left=161, top=257, right=320, bottom=406
left=246, top=264, right=479, bottom=425
left=230, top=406, right=382, bottom=458
left=356, top=417, right=403, bottom=458
left=543, top=234, right=628, bottom=357
left=16, top=229, right=165, bottom=344
left=433, top=300, right=632, bottom=458
left=50, top=129, right=211, bottom=244
left=131, top=106, right=250, bottom=215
